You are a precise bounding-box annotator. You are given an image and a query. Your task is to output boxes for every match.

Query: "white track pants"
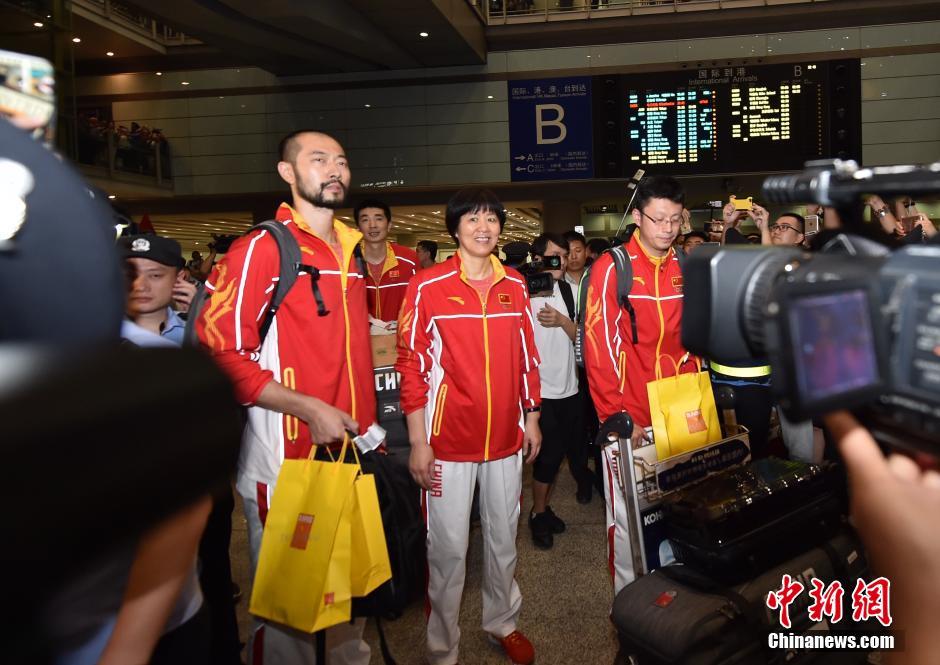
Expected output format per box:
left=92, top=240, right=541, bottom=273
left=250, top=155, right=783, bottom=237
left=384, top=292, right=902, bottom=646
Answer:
left=424, top=451, right=523, bottom=665
left=601, top=444, right=637, bottom=595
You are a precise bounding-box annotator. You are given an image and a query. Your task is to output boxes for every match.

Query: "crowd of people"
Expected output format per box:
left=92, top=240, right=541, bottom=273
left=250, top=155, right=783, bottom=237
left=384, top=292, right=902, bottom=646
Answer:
left=77, top=112, right=171, bottom=179
left=8, top=118, right=939, bottom=665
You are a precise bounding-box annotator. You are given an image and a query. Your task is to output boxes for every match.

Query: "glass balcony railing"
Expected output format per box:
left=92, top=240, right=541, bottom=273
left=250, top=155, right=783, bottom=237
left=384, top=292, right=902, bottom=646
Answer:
left=73, top=0, right=203, bottom=46
left=483, top=0, right=830, bottom=22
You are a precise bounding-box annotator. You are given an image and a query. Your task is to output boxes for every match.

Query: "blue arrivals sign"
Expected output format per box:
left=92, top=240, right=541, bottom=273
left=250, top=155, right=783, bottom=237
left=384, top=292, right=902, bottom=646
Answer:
left=508, top=77, right=593, bottom=182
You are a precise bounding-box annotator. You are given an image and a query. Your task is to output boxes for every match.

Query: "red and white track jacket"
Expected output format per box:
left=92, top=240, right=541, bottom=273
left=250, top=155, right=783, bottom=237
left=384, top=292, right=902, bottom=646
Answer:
left=395, top=253, right=541, bottom=462
left=196, top=203, right=376, bottom=489
left=365, top=242, right=418, bottom=321
left=583, top=234, right=696, bottom=428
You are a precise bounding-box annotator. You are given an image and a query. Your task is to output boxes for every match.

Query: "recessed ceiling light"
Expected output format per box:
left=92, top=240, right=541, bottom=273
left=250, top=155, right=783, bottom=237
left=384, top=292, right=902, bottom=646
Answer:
left=419, top=31, right=429, bottom=38
left=487, top=95, right=494, bottom=99
left=181, top=81, right=190, bottom=86
left=72, top=37, right=81, bottom=43
left=108, top=195, right=116, bottom=199
left=33, top=22, right=43, bottom=28
left=364, top=104, right=371, bottom=108
left=106, top=51, right=114, bottom=57
left=156, top=71, right=163, bottom=76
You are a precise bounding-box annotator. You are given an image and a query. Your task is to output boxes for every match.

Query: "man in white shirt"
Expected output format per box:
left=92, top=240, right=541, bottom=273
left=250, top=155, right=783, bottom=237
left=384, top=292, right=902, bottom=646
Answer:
left=527, top=233, right=582, bottom=549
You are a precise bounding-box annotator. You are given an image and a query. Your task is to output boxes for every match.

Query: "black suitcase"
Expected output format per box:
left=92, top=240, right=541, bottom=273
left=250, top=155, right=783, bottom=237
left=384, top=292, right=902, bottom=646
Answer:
left=612, top=530, right=873, bottom=665
left=662, top=458, right=845, bottom=583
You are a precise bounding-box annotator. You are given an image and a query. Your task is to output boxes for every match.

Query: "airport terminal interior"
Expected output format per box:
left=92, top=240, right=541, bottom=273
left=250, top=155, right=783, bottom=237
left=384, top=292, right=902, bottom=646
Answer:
left=4, top=0, right=940, bottom=663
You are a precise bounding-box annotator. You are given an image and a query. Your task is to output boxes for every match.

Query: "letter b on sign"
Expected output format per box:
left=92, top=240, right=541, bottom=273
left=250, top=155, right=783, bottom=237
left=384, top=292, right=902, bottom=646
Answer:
left=536, top=103, right=567, bottom=145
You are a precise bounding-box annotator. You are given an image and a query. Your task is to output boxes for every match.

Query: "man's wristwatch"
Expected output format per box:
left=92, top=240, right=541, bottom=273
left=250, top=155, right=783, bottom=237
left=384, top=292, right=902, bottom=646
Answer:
left=877, top=207, right=889, bottom=219
left=524, top=406, right=540, bottom=414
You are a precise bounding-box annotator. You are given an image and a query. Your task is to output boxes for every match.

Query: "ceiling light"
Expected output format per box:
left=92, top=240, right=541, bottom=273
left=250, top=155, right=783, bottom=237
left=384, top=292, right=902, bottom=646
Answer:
left=156, top=71, right=163, bottom=76
left=487, top=95, right=494, bottom=99
left=108, top=195, right=116, bottom=200
left=419, top=31, right=429, bottom=38
left=106, top=51, right=114, bottom=57
left=181, top=81, right=190, bottom=86
left=33, top=22, right=43, bottom=28
left=72, top=37, right=81, bottom=43
left=364, top=104, right=371, bottom=108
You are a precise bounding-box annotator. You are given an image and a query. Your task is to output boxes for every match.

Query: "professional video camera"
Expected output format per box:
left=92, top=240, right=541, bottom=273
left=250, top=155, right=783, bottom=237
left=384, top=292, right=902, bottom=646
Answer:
left=682, top=159, right=940, bottom=453
left=520, top=254, right=562, bottom=295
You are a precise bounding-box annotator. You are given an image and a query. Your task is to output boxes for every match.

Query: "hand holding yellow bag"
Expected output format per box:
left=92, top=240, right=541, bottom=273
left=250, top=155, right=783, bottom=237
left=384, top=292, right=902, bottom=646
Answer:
left=647, top=353, right=723, bottom=460
left=249, top=438, right=358, bottom=633
left=348, top=444, right=392, bottom=598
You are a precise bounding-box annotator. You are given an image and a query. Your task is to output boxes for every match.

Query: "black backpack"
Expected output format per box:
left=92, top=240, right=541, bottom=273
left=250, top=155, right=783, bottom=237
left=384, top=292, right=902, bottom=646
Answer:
left=183, top=220, right=364, bottom=347
left=574, top=244, right=686, bottom=368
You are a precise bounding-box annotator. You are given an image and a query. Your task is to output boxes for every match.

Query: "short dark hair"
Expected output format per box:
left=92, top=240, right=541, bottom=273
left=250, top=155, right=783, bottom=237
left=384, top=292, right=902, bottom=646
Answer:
left=417, top=240, right=438, bottom=260
left=563, top=230, right=586, bottom=247
left=531, top=232, right=569, bottom=258
left=586, top=237, right=611, bottom=255
left=635, top=175, right=685, bottom=212
left=777, top=212, right=805, bottom=233
left=278, top=129, right=322, bottom=163
left=683, top=231, right=708, bottom=243
left=445, top=188, right=505, bottom=240
left=354, top=199, right=391, bottom=226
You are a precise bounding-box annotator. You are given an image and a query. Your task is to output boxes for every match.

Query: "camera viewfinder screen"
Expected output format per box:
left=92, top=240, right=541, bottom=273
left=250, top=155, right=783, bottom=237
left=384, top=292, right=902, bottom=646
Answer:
left=789, top=289, right=879, bottom=401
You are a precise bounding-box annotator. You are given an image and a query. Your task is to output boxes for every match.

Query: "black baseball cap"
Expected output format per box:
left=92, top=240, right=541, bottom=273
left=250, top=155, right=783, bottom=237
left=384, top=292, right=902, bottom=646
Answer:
left=502, top=241, right=530, bottom=259
left=119, top=235, right=184, bottom=269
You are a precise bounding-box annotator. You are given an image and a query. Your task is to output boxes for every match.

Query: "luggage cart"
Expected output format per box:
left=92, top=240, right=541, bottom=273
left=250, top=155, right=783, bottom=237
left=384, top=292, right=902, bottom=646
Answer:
left=596, top=414, right=750, bottom=580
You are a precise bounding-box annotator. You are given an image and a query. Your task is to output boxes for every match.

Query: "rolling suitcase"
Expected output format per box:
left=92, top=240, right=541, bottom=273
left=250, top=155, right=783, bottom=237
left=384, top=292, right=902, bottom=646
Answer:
left=612, top=530, right=872, bottom=665
left=662, top=458, right=845, bottom=583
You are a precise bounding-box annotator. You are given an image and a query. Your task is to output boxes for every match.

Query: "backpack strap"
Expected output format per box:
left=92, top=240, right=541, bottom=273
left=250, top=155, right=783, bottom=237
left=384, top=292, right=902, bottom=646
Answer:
left=557, top=279, right=576, bottom=322
left=256, top=220, right=303, bottom=342
left=574, top=268, right=591, bottom=368
left=611, top=245, right=638, bottom=345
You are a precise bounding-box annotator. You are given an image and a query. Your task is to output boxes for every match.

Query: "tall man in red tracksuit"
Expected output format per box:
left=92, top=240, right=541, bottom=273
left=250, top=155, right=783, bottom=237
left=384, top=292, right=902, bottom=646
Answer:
left=355, top=198, right=418, bottom=327
left=197, top=130, right=377, bottom=665
left=396, top=187, right=542, bottom=665
left=582, top=175, right=698, bottom=594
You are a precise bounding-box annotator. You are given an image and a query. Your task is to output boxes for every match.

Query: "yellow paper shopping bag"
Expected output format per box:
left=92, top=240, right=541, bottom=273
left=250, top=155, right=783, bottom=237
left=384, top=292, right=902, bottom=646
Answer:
left=648, top=353, right=723, bottom=460
left=249, top=439, right=358, bottom=633
left=348, top=467, right=392, bottom=597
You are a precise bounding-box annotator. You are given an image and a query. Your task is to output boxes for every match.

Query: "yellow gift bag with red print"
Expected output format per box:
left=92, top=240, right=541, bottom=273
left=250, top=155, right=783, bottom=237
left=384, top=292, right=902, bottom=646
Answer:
left=647, top=353, right=722, bottom=460
left=249, top=438, right=357, bottom=633
left=348, top=445, right=392, bottom=597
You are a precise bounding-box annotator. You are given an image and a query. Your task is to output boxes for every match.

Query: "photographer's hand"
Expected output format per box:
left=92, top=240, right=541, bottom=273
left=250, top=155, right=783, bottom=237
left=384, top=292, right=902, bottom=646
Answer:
left=748, top=204, right=769, bottom=230
left=825, top=411, right=940, bottom=664
left=537, top=304, right=577, bottom=340
left=913, top=213, right=937, bottom=238
left=722, top=202, right=745, bottom=229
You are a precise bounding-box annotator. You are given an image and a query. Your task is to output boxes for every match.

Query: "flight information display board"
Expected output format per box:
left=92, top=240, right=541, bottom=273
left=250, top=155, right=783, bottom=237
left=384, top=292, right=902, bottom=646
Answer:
left=619, top=60, right=859, bottom=175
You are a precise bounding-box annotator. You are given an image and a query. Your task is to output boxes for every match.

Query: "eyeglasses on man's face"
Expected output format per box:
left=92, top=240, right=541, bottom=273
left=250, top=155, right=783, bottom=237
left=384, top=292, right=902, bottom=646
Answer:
left=770, top=223, right=801, bottom=234
left=640, top=210, right=682, bottom=227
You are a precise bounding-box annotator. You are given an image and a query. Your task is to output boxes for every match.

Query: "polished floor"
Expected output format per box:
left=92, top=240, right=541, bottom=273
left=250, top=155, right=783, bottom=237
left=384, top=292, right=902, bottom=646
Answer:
left=231, top=459, right=621, bottom=664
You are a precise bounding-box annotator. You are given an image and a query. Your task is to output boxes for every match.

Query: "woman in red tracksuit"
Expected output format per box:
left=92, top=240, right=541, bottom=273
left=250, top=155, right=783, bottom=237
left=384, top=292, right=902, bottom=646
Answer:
left=396, top=187, right=542, bottom=665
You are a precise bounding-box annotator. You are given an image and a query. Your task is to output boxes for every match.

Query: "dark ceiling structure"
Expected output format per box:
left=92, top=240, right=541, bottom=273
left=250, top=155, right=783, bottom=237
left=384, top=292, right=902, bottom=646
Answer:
left=117, top=0, right=487, bottom=76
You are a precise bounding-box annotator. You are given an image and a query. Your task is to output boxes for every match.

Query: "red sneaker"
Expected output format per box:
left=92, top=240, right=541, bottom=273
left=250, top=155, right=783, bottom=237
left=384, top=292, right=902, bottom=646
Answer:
left=490, top=630, right=534, bottom=665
